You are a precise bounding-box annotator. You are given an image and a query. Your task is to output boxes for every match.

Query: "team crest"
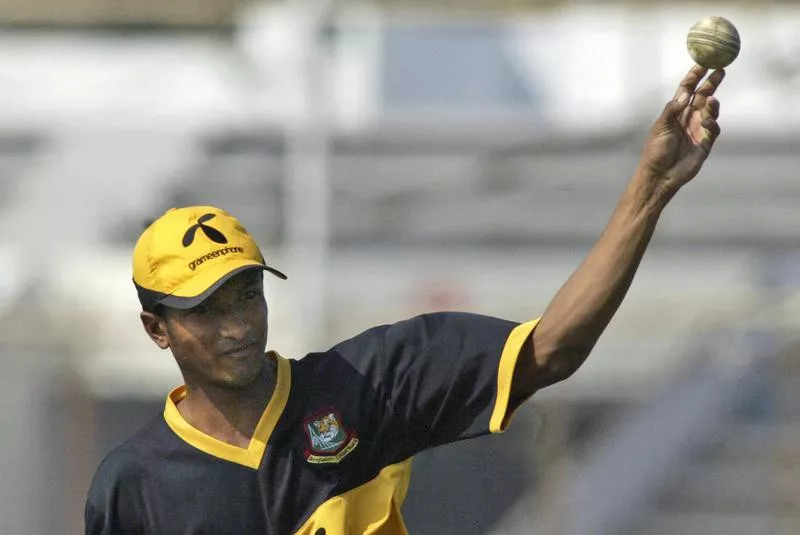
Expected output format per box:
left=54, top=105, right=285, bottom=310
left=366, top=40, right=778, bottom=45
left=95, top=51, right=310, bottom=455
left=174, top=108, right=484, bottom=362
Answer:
left=303, top=409, right=358, bottom=464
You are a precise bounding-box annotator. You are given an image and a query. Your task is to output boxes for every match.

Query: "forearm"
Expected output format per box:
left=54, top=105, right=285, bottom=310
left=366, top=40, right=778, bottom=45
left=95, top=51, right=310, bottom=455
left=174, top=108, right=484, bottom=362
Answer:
left=507, top=65, right=724, bottom=394
left=531, top=171, right=670, bottom=384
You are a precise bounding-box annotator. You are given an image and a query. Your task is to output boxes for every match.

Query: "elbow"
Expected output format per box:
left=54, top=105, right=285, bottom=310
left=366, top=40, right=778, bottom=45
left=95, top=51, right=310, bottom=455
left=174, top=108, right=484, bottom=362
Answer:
left=531, top=325, right=596, bottom=387
left=535, top=344, right=592, bottom=387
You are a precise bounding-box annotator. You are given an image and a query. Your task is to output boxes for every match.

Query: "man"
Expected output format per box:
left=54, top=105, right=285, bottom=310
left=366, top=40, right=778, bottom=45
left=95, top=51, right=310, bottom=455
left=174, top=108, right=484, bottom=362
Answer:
left=85, top=65, right=724, bottom=534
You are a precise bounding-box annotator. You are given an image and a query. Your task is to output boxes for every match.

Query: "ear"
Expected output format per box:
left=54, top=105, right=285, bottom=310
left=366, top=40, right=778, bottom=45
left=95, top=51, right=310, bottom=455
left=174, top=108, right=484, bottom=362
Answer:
left=140, top=311, right=170, bottom=350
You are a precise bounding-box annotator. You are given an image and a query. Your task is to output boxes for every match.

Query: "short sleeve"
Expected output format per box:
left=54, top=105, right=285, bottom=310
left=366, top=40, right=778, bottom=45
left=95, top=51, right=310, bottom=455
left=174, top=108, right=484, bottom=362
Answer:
left=84, top=451, right=145, bottom=535
left=84, top=495, right=112, bottom=535
left=331, top=312, right=538, bottom=456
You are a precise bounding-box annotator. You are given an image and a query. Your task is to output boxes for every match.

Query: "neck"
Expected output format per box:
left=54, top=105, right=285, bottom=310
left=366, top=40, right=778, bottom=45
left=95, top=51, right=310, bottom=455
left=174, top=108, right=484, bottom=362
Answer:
left=177, top=355, right=277, bottom=448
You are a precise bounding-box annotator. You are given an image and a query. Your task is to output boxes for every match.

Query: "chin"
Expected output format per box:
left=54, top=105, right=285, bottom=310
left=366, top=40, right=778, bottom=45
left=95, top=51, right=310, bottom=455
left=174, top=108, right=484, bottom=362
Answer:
left=216, top=357, right=265, bottom=390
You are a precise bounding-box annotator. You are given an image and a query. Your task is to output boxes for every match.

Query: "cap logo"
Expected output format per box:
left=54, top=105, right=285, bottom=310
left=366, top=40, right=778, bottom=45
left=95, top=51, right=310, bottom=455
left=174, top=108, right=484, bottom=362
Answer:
left=182, top=213, right=228, bottom=247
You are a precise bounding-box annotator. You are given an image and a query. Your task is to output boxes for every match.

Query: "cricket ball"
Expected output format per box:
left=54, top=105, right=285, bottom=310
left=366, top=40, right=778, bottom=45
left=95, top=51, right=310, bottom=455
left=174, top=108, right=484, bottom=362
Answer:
left=686, top=16, right=740, bottom=69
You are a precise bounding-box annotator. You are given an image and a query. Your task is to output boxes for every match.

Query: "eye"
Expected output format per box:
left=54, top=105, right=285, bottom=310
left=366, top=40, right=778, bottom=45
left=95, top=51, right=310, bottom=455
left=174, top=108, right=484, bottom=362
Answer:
left=243, top=290, right=260, bottom=300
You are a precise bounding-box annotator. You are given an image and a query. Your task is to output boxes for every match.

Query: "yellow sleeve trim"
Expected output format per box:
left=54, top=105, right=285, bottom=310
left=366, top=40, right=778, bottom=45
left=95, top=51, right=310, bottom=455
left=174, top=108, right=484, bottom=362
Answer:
left=163, top=352, right=291, bottom=469
left=489, top=318, right=540, bottom=434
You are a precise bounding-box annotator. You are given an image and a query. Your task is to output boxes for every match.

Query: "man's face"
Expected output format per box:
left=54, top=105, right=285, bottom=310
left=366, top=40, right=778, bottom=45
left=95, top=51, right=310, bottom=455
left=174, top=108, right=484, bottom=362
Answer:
left=156, top=270, right=269, bottom=390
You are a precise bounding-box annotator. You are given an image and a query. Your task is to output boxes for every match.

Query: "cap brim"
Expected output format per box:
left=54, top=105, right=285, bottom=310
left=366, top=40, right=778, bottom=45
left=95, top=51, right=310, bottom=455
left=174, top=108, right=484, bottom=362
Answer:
left=159, top=264, right=287, bottom=310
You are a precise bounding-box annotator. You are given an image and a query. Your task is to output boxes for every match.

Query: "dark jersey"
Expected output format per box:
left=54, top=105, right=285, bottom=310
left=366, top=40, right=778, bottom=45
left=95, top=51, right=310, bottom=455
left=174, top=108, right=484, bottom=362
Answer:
left=85, top=312, right=539, bottom=535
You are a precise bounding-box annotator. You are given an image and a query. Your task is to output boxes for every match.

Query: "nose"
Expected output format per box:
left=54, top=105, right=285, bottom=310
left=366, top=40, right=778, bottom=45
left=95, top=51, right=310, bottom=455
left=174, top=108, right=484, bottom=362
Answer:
left=215, top=307, right=251, bottom=340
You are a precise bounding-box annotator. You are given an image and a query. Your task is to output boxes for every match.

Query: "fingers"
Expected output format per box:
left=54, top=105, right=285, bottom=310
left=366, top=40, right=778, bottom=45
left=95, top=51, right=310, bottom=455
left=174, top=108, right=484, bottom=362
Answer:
left=673, top=64, right=708, bottom=102
left=691, top=69, right=726, bottom=109
left=672, top=65, right=724, bottom=154
left=671, top=65, right=725, bottom=115
left=702, top=96, right=720, bottom=121
left=665, top=65, right=710, bottom=126
left=653, top=96, right=690, bottom=135
left=700, top=115, right=722, bottom=154
left=698, top=94, right=721, bottom=151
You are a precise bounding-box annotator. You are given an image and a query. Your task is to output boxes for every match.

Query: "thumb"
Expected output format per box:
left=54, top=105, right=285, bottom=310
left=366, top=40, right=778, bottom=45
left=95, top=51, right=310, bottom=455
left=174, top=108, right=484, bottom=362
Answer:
left=655, top=90, right=691, bottom=130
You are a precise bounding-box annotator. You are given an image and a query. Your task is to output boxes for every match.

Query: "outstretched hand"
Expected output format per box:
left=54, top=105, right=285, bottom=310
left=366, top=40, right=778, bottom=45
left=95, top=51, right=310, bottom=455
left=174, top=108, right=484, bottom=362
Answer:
left=638, top=65, right=725, bottom=197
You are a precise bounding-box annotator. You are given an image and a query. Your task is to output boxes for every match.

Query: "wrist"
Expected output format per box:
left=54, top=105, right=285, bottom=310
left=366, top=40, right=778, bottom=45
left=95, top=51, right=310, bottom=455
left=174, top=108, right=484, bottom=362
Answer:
left=628, top=168, right=675, bottom=214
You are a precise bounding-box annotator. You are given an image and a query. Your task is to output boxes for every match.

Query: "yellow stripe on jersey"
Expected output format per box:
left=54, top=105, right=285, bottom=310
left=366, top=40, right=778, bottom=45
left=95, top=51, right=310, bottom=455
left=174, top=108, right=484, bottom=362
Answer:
left=294, top=459, right=413, bottom=535
left=489, top=318, right=540, bottom=433
left=163, top=351, right=292, bottom=469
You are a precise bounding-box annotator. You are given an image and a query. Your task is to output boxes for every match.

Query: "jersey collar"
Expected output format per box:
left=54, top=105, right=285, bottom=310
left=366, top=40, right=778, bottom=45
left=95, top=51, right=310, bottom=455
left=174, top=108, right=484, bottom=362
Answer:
left=163, top=351, right=291, bottom=469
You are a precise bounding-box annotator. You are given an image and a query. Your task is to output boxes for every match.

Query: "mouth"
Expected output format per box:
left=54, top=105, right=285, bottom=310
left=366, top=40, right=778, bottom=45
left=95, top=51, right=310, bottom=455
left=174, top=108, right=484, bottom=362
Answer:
left=219, top=342, right=259, bottom=357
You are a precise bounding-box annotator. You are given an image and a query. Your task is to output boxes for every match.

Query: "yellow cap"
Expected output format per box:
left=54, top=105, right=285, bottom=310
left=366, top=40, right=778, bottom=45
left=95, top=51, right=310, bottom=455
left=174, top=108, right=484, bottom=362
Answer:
left=132, top=206, right=286, bottom=311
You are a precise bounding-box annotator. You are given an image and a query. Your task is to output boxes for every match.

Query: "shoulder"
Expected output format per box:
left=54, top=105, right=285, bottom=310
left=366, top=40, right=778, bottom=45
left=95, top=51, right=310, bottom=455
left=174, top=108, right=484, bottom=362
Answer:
left=336, top=312, right=509, bottom=349
left=88, top=414, right=172, bottom=496
left=376, top=312, right=517, bottom=352
left=294, top=312, right=514, bottom=374
left=388, top=311, right=514, bottom=334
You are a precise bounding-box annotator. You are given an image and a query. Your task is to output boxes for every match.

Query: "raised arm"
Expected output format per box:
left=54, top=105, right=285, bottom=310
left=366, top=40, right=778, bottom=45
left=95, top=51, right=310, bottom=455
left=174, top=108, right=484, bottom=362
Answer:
left=513, top=65, right=725, bottom=395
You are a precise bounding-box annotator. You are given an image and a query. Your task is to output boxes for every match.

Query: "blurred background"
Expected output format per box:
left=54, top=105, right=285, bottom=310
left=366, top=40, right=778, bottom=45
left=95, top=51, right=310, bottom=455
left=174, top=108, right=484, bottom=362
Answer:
left=2, top=0, right=800, bottom=534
